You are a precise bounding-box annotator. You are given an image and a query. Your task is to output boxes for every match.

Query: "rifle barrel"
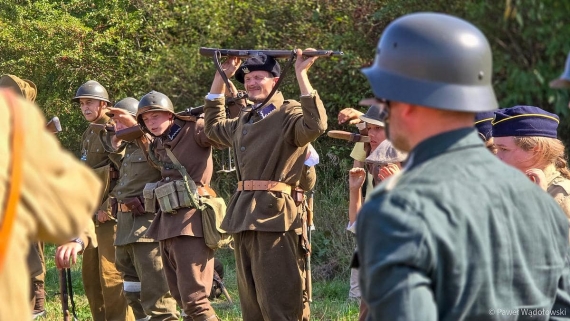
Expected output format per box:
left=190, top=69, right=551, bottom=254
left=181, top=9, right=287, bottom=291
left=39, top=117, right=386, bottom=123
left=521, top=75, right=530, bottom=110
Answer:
left=200, top=47, right=343, bottom=59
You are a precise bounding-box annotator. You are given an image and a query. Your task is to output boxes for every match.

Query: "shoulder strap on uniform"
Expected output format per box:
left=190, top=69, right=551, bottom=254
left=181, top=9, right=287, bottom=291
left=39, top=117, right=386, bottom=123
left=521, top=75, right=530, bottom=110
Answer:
left=0, top=90, right=25, bottom=272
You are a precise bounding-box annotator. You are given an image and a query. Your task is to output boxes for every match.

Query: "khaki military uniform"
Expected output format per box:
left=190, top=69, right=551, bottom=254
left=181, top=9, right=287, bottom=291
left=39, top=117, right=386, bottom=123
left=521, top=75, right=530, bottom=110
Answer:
left=204, top=91, right=327, bottom=320
left=145, top=118, right=219, bottom=321
left=108, top=140, right=179, bottom=321
left=0, top=91, right=101, bottom=321
left=545, top=167, right=570, bottom=242
left=80, top=116, right=133, bottom=321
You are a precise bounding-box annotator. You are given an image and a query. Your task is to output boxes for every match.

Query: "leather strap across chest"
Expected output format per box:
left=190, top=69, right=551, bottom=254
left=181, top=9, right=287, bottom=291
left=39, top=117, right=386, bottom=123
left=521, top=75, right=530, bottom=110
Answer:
left=237, top=180, right=292, bottom=194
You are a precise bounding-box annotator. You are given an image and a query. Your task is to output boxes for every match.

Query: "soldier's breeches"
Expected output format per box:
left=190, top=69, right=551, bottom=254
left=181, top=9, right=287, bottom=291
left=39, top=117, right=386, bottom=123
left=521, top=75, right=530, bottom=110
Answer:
left=234, top=230, right=307, bottom=321
left=115, top=243, right=179, bottom=321
left=160, top=236, right=216, bottom=321
left=83, top=221, right=134, bottom=321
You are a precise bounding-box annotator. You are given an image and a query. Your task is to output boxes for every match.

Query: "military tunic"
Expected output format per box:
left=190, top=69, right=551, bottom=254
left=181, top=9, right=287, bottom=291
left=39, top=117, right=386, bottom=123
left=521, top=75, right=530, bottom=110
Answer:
left=356, top=128, right=570, bottom=321
left=108, top=141, right=179, bottom=321
left=0, top=91, right=101, bottom=321
left=204, top=91, right=327, bottom=321
left=146, top=118, right=218, bottom=321
left=80, top=116, right=132, bottom=321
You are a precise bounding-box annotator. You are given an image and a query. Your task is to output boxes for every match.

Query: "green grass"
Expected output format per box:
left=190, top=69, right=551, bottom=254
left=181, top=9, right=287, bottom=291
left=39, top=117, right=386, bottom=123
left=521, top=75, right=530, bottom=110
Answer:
left=40, top=246, right=359, bottom=321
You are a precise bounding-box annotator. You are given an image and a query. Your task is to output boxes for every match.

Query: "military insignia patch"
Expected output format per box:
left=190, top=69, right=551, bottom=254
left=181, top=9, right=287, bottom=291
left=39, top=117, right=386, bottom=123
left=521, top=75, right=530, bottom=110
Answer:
left=258, top=104, right=276, bottom=119
left=242, top=67, right=250, bottom=74
left=167, top=124, right=182, bottom=140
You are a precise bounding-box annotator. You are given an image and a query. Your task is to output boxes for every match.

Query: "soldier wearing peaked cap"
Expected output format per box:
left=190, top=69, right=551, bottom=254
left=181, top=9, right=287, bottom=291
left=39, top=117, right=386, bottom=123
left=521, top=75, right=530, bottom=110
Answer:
left=204, top=49, right=327, bottom=320
left=73, top=80, right=133, bottom=321
left=102, top=98, right=179, bottom=321
left=492, top=105, right=570, bottom=226
left=0, top=89, right=102, bottom=321
left=355, top=12, right=570, bottom=321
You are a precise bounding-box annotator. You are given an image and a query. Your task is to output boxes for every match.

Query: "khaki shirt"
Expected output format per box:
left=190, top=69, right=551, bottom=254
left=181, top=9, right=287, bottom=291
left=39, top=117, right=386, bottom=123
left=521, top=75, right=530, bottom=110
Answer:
left=204, top=91, right=327, bottom=233
left=0, top=92, right=101, bottom=321
left=546, top=169, right=570, bottom=221
left=111, top=142, right=161, bottom=245
left=145, top=118, right=216, bottom=241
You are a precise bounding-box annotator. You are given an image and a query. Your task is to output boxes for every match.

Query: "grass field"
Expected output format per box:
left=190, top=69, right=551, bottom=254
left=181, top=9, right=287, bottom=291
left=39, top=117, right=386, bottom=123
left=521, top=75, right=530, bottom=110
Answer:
left=40, top=244, right=360, bottom=321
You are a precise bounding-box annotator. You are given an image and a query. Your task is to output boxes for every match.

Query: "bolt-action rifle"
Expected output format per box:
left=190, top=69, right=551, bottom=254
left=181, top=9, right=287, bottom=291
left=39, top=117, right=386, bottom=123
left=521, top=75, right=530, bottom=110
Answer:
left=199, top=47, right=344, bottom=59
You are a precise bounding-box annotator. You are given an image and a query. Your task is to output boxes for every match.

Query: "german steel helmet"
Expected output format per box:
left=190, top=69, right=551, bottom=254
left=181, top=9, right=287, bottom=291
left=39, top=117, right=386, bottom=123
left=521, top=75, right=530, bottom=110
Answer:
left=113, top=97, right=139, bottom=116
left=73, top=80, right=110, bottom=103
left=549, top=51, right=570, bottom=89
left=361, top=12, right=498, bottom=112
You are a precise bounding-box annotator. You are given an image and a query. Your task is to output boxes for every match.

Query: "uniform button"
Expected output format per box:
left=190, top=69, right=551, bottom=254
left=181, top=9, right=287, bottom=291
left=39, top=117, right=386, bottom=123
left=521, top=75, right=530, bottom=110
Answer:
left=240, top=146, right=246, bottom=151
left=123, top=163, right=127, bottom=166
left=126, top=154, right=130, bottom=157
left=165, top=177, right=170, bottom=181
left=86, top=139, right=90, bottom=143
left=90, top=130, right=93, bottom=134
left=121, top=182, right=124, bottom=186
left=96, top=149, right=100, bottom=152
left=138, top=157, right=142, bottom=161
left=242, top=130, right=247, bottom=135
left=118, top=191, right=122, bottom=195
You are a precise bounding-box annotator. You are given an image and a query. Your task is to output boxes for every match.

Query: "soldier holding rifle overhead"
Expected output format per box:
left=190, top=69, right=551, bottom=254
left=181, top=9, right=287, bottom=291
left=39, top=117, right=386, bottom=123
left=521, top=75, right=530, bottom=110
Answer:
left=203, top=48, right=328, bottom=320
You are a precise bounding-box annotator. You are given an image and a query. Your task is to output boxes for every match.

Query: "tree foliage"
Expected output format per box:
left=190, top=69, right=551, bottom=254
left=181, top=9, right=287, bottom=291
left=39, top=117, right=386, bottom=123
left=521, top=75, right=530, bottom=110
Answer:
left=2, top=0, right=570, bottom=277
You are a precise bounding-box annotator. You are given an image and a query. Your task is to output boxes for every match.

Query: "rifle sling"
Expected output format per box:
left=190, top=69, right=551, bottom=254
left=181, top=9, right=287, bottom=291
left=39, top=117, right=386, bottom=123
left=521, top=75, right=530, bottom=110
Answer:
left=67, top=268, right=78, bottom=320
left=213, top=51, right=235, bottom=97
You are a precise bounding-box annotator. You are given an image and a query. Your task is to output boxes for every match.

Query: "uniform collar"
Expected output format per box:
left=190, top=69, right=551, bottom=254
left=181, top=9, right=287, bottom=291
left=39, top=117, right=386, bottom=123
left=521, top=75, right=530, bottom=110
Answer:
left=405, top=127, right=483, bottom=170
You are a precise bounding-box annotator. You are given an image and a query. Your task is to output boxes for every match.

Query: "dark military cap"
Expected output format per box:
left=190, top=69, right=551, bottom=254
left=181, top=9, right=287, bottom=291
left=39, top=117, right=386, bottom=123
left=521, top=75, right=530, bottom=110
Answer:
left=235, top=53, right=281, bottom=84
left=492, top=105, right=559, bottom=138
left=474, top=111, right=495, bottom=141
left=359, top=104, right=386, bottom=127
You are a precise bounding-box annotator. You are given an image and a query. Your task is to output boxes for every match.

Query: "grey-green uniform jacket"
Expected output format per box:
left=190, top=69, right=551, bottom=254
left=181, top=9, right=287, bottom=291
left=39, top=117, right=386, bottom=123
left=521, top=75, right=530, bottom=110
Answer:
left=204, top=91, right=327, bottom=233
left=110, top=142, right=162, bottom=245
left=356, top=128, right=570, bottom=321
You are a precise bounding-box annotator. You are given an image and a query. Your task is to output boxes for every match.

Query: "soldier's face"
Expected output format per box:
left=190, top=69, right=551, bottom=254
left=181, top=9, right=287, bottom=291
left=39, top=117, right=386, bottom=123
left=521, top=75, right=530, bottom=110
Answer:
left=494, top=136, right=535, bottom=171
left=79, top=98, right=105, bottom=122
left=244, top=71, right=278, bottom=103
left=141, top=111, right=173, bottom=136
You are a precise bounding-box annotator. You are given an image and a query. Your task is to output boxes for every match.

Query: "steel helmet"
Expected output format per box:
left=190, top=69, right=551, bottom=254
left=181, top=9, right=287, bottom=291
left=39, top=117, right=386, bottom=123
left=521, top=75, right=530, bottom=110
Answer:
left=113, top=97, right=139, bottom=116
left=361, top=12, right=497, bottom=112
left=549, top=51, right=570, bottom=89
left=136, top=91, right=174, bottom=133
left=73, top=80, right=110, bottom=103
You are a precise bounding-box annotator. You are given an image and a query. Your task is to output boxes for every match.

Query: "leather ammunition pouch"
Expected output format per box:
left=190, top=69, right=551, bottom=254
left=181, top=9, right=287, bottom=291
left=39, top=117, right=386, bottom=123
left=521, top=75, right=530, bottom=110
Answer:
left=293, top=187, right=305, bottom=207
left=122, top=196, right=146, bottom=217
left=143, top=182, right=158, bottom=213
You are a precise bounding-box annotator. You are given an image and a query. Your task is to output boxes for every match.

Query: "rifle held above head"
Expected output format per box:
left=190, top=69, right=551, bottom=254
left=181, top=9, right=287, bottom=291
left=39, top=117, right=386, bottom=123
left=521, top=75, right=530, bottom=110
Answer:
left=200, top=47, right=344, bottom=59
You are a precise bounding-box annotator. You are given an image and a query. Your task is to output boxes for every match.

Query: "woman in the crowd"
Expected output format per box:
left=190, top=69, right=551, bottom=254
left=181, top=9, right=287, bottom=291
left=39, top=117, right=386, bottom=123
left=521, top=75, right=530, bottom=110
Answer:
left=492, top=105, right=570, bottom=220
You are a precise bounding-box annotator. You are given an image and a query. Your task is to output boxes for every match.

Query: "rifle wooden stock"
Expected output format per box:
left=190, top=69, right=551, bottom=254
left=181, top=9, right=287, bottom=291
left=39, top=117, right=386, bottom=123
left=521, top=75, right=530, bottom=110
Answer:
left=46, top=116, right=62, bottom=133
left=327, top=130, right=370, bottom=143
left=115, top=125, right=144, bottom=141
left=200, top=47, right=343, bottom=59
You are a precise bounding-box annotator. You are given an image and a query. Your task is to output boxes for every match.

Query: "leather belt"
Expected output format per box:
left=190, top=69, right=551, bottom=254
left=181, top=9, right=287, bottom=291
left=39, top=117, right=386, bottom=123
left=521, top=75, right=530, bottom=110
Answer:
left=118, top=203, right=130, bottom=212
left=197, top=186, right=217, bottom=198
left=237, top=180, right=292, bottom=195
